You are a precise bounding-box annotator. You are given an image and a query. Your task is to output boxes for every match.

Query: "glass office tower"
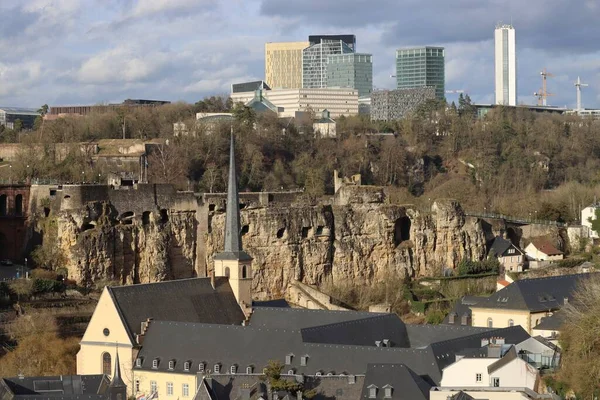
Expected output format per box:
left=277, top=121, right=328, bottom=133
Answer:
left=302, top=39, right=353, bottom=89
left=327, top=53, right=373, bottom=98
left=395, top=46, right=445, bottom=100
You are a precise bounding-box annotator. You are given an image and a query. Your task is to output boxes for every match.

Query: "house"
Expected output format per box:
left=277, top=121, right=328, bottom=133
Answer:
left=488, top=236, right=525, bottom=272
left=1, top=354, right=126, bottom=400
left=515, top=336, right=561, bottom=369
left=525, top=238, right=563, bottom=262
left=443, top=296, right=486, bottom=326
left=313, top=109, right=336, bottom=138
left=470, top=273, right=592, bottom=334
left=581, top=203, right=599, bottom=238
left=532, top=310, right=565, bottom=343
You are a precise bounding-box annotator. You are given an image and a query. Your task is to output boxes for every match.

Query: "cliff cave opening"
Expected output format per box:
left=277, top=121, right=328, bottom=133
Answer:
left=209, top=204, right=215, bottom=212
left=160, top=209, right=169, bottom=223
left=241, top=224, right=249, bottom=236
left=316, top=226, right=325, bottom=236
left=44, top=207, right=51, bottom=218
left=120, top=211, right=135, bottom=225
left=0, top=195, right=6, bottom=216
left=277, top=227, right=285, bottom=239
left=82, top=221, right=96, bottom=231
left=142, top=211, right=151, bottom=225
left=301, top=227, right=311, bottom=239
left=393, top=216, right=411, bottom=246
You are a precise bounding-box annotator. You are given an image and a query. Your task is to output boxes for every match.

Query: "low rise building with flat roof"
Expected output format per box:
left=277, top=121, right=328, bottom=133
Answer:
left=370, top=88, right=435, bottom=121
left=0, top=107, right=40, bottom=129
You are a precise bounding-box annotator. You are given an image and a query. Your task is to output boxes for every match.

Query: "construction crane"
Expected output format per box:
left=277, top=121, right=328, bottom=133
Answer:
left=534, top=68, right=555, bottom=106
left=574, top=76, right=589, bottom=111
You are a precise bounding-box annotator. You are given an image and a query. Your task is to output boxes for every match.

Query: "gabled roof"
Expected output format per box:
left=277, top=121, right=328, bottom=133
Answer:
left=487, top=346, right=518, bottom=374
left=1, top=375, right=109, bottom=400
left=488, top=236, right=523, bottom=257
left=249, top=307, right=383, bottom=330
left=108, top=277, right=245, bottom=341
left=442, top=296, right=487, bottom=325
left=473, top=273, right=593, bottom=312
left=300, top=314, right=410, bottom=348
left=360, top=364, right=432, bottom=400
left=533, top=310, right=566, bottom=331
left=405, top=324, right=492, bottom=348
left=528, top=238, right=563, bottom=256
left=448, top=391, right=475, bottom=400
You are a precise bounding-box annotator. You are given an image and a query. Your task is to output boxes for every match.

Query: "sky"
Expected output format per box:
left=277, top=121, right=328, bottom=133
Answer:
left=1, top=0, right=600, bottom=109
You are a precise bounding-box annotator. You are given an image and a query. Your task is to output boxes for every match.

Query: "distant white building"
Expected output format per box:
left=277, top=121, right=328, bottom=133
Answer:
left=494, top=24, right=517, bottom=106
left=312, top=110, right=336, bottom=138
left=582, top=203, right=599, bottom=238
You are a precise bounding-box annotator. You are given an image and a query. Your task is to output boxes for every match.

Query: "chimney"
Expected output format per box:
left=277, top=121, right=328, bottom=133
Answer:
left=481, top=338, right=489, bottom=347
left=448, top=313, right=455, bottom=324
left=461, top=314, right=469, bottom=326
left=240, top=385, right=251, bottom=400
left=563, top=297, right=569, bottom=305
left=210, top=270, right=216, bottom=290
left=296, top=391, right=302, bottom=400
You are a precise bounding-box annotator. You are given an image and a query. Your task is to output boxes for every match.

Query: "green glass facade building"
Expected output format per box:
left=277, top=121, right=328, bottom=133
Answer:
left=326, top=53, right=373, bottom=98
left=395, top=46, right=445, bottom=100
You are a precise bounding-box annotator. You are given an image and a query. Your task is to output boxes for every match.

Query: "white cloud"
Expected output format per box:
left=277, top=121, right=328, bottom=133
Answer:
left=0, top=61, right=43, bottom=97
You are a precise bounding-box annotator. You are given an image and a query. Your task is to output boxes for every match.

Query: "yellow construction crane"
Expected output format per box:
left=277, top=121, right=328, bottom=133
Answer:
left=533, top=68, right=555, bottom=106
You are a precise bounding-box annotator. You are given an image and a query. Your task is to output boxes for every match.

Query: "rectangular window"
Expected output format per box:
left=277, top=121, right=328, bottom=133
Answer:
left=182, top=384, right=189, bottom=397
left=167, top=382, right=174, bottom=396
left=476, top=373, right=482, bottom=382
left=493, top=377, right=500, bottom=387
left=150, top=381, right=157, bottom=394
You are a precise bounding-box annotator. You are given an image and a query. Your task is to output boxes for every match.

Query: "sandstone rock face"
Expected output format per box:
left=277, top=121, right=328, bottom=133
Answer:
left=55, top=201, right=196, bottom=285
left=206, top=199, right=487, bottom=299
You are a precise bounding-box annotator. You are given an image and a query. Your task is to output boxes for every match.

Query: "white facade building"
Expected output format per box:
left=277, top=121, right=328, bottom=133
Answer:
left=495, top=24, right=517, bottom=106
left=582, top=204, right=599, bottom=238
left=230, top=88, right=359, bottom=118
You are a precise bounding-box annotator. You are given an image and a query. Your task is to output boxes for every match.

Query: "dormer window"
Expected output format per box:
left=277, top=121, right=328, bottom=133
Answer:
left=315, top=371, right=322, bottom=376
left=199, top=362, right=205, bottom=373
left=288, top=369, right=295, bottom=375
left=136, top=358, right=143, bottom=368
left=382, top=339, right=390, bottom=347
left=285, top=354, right=293, bottom=365
left=184, top=361, right=191, bottom=371
left=300, top=355, right=308, bottom=366
left=152, top=358, right=159, bottom=369
left=231, top=365, right=237, bottom=374
left=368, top=385, right=378, bottom=399
left=214, top=364, right=221, bottom=374
left=348, top=375, right=356, bottom=384
left=168, top=360, right=175, bottom=370
left=246, top=366, right=253, bottom=374
left=383, top=385, right=393, bottom=398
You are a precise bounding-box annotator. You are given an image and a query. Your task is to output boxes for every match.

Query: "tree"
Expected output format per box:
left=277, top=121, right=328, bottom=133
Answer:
left=13, top=119, right=23, bottom=132
left=558, top=276, right=600, bottom=398
left=588, top=208, right=600, bottom=237
left=37, top=104, right=49, bottom=116
left=147, top=142, right=189, bottom=187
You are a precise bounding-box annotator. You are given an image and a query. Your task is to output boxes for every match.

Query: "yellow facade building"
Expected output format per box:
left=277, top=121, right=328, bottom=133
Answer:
left=265, top=42, right=309, bottom=89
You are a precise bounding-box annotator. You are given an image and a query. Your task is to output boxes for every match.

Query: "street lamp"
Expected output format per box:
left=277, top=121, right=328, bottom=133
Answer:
left=81, top=171, right=85, bottom=184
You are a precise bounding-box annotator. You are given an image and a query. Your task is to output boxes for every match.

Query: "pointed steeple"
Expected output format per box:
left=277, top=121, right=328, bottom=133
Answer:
left=214, top=131, right=252, bottom=261
left=110, top=350, right=126, bottom=388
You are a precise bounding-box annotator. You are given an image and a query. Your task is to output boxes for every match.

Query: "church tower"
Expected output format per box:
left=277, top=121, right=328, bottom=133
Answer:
left=108, top=351, right=127, bottom=400
left=214, top=132, right=253, bottom=310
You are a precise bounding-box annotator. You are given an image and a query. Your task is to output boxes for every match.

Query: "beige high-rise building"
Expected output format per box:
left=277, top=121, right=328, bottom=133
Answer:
left=265, top=41, right=309, bottom=89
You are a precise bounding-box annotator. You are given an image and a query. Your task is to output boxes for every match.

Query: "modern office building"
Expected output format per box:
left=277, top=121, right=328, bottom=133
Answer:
left=230, top=88, right=359, bottom=118
left=395, top=47, right=445, bottom=100
left=49, top=99, right=170, bottom=117
left=327, top=53, right=373, bottom=98
left=309, top=34, right=356, bottom=51
left=265, top=41, right=309, bottom=89
left=0, top=107, right=40, bottom=130
left=494, top=24, right=517, bottom=106
left=303, top=39, right=354, bottom=89
left=232, top=80, right=270, bottom=94
left=370, top=87, right=436, bottom=121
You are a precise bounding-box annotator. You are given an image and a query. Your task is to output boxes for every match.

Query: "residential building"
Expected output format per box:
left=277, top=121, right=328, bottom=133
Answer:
left=0, top=107, right=40, bottom=130
left=532, top=310, right=565, bottom=343
left=395, top=47, right=445, bottom=100
left=582, top=203, right=599, bottom=238
left=488, top=236, right=525, bottom=272
left=303, top=39, right=354, bottom=89
left=326, top=53, right=373, bottom=98
left=494, top=24, right=517, bottom=106
left=313, top=109, right=337, bottom=138
left=370, top=87, right=436, bottom=121
left=265, top=42, right=309, bottom=89
left=524, top=238, right=563, bottom=261
left=230, top=88, right=359, bottom=118
left=309, top=34, right=356, bottom=51
left=470, top=273, right=593, bottom=334
left=515, top=336, right=561, bottom=369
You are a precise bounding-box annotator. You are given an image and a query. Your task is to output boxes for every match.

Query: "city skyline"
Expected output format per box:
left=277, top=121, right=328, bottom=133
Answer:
left=1, top=0, right=599, bottom=109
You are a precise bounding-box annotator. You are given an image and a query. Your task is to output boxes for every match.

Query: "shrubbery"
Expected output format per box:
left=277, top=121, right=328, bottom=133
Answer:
left=457, top=257, right=500, bottom=276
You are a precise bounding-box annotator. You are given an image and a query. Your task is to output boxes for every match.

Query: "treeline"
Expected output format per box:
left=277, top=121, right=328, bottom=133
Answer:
left=2, top=96, right=600, bottom=223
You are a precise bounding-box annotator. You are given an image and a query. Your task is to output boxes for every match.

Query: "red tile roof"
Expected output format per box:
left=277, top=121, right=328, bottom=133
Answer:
left=529, top=237, right=563, bottom=256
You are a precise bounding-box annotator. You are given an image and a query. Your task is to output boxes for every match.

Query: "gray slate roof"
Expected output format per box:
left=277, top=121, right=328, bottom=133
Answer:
left=108, top=277, right=245, bottom=341
left=487, top=346, right=518, bottom=374
left=249, top=307, right=385, bottom=331
left=0, top=375, right=109, bottom=400
left=488, top=236, right=523, bottom=257
left=360, top=364, right=432, bottom=400
left=442, top=296, right=486, bottom=325
left=473, top=273, right=593, bottom=312
left=533, top=311, right=566, bottom=331
left=405, top=324, right=492, bottom=349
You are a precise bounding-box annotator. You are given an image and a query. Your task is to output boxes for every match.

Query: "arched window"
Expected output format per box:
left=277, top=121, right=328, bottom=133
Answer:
left=242, top=265, right=247, bottom=279
left=15, top=194, right=23, bottom=216
left=0, top=195, right=7, bottom=216
left=487, top=318, right=493, bottom=328
left=102, top=353, right=111, bottom=375
left=508, top=319, right=514, bottom=327
left=224, top=267, right=230, bottom=277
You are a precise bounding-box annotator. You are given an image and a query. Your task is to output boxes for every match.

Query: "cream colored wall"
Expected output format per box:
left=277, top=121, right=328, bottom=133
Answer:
left=265, top=42, right=309, bottom=89
left=499, top=255, right=523, bottom=272
left=431, top=390, right=529, bottom=400
left=440, top=358, right=493, bottom=387
left=77, top=287, right=135, bottom=391
left=214, top=259, right=252, bottom=307
left=491, top=359, right=539, bottom=390
left=471, top=308, right=531, bottom=332
left=134, top=370, right=198, bottom=400
left=313, top=122, right=336, bottom=138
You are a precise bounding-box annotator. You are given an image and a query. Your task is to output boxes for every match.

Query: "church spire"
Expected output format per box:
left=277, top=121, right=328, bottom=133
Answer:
left=215, top=131, right=252, bottom=261
left=110, top=350, right=126, bottom=388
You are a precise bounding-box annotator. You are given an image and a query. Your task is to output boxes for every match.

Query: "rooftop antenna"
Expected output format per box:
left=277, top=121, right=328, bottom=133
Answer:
left=575, top=76, right=589, bottom=112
